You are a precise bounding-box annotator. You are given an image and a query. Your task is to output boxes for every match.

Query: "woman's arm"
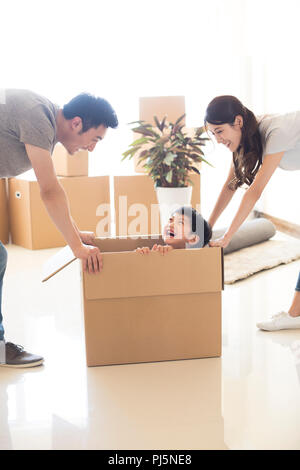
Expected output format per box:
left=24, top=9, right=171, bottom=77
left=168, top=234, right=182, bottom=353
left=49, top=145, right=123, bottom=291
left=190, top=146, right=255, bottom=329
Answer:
left=208, top=161, right=237, bottom=228
left=210, top=151, right=284, bottom=247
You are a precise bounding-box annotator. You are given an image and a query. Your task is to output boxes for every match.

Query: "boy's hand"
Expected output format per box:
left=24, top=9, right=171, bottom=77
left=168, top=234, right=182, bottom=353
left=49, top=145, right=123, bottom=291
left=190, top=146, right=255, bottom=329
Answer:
left=135, top=246, right=151, bottom=255
left=152, top=244, right=173, bottom=255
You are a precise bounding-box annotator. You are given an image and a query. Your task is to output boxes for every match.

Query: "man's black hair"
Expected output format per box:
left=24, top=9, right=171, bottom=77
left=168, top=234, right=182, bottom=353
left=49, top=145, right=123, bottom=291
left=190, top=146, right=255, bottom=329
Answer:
left=63, top=93, right=118, bottom=132
left=171, top=206, right=212, bottom=248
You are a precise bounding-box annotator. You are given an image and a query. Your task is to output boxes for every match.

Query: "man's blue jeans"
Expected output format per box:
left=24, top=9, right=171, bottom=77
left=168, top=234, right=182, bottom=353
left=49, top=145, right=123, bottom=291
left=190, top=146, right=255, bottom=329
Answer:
left=0, top=241, right=8, bottom=341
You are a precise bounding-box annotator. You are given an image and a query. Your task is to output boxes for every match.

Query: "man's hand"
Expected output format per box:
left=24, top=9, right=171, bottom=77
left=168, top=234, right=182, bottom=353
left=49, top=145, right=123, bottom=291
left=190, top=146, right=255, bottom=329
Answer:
left=79, top=231, right=96, bottom=246
left=73, top=244, right=103, bottom=274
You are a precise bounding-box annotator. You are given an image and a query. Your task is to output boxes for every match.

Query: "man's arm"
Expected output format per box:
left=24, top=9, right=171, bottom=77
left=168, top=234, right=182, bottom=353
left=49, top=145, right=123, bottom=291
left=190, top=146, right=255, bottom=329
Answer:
left=25, top=144, right=102, bottom=273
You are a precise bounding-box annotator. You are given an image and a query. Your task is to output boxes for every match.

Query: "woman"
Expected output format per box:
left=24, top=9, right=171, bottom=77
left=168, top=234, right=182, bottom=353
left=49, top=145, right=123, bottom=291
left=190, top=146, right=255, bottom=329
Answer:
left=204, top=95, right=300, bottom=331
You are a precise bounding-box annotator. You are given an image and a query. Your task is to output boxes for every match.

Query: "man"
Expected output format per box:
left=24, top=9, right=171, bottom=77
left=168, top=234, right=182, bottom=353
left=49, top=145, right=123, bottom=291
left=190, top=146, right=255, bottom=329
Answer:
left=0, top=89, right=118, bottom=367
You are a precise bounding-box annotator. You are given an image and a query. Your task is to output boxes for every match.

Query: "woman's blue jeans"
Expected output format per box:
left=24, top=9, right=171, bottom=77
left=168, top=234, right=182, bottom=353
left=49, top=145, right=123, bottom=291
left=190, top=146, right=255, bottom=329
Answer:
left=0, top=241, right=8, bottom=341
left=296, top=271, right=300, bottom=292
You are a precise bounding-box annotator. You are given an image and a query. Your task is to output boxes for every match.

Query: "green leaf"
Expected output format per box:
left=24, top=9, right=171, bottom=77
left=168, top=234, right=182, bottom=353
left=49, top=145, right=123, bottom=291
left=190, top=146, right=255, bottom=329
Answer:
left=122, top=147, right=139, bottom=158
left=160, top=116, right=167, bottom=132
left=130, top=137, right=149, bottom=147
left=188, top=145, right=204, bottom=156
left=127, top=120, right=147, bottom=126
left=137, top=150, right=149, bottom=162
left=175, top=132, right=185, bottom=142
left=132, top=127, right=157, bottom=137
left=166, top=170, right=173, bottom=183
left=189, top=166, right=200, bottom=174
left=154, top=115, right=161, bottom=129
left=121, top=146, right=141, bottom=161
left=163, top=152, right=176, bottom=165
left=195, top=126, right=206, bottom=136
left=191, top=154, right=214, bottom=167
left=174, top=114, right=186, bottom=126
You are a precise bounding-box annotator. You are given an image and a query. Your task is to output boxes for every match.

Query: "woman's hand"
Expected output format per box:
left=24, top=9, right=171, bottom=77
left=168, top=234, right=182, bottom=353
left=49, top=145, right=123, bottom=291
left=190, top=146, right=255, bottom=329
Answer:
left=209, top=235, right=231, bottom=249
left=79, top=231, right=96, bottom=246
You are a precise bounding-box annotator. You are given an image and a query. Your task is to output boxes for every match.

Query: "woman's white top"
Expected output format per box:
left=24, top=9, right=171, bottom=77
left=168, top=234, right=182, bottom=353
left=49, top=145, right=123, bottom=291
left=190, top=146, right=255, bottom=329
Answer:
left=257, top=111, right=300, bottom=170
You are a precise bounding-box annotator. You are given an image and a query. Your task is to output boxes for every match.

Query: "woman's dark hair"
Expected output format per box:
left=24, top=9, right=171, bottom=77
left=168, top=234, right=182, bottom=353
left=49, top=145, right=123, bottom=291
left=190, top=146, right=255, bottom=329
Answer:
left=204, top=95, right=263, bottom=189
left=172, top=206, right=212, bottom=248
left=63, top=93, right=118, bottom=132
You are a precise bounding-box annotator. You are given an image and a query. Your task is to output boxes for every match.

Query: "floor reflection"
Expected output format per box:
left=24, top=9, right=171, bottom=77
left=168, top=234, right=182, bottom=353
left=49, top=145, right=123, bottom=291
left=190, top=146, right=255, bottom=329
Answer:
left=84, top=358, right=227, bottom=450
left=1, top=245, right=300, bottom=449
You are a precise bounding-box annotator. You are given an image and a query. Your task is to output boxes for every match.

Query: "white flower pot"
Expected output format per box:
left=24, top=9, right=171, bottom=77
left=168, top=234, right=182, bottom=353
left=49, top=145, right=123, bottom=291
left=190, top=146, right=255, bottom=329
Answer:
left=155, top=186, right=193, bottom=232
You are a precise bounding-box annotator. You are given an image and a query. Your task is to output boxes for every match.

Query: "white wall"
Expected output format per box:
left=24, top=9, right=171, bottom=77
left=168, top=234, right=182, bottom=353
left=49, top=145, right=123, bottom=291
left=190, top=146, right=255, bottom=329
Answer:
left=259, top=59, right=300, bottom=225
left=1, top=0, right=300, bottom=227
left=241, top=1, right=300, bottom=226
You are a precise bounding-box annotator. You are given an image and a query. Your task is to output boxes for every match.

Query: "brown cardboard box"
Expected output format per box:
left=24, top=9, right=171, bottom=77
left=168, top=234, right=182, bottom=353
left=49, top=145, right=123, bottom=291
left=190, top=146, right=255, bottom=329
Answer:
left=139, top=96, right=185, bottom=126
left=8, top=175, right=111, bottom=249
left=134, top=96, right=186, bottom=173
left=0, top=178, right=9, bottom=244
left=114, top=173, right=201, bottom=236
left=43, top=238, right=223, bottom=367
left=52, top=144, right=89, bottom=177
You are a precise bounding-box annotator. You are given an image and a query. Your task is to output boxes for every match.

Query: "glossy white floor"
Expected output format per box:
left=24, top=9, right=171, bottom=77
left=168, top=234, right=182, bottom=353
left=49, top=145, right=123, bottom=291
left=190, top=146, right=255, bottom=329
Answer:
left=1, top=239, right=300, bottom=450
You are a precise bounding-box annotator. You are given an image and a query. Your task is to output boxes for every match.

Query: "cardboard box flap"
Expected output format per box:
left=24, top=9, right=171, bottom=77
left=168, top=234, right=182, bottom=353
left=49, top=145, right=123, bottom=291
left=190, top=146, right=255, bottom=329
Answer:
left=93, top=235, right=163, bottom=252
left=84, top=247, right=223, bottom=300
left=42, top=245, right=77, bottom=282
left=42, top=237, right=163, bottom=282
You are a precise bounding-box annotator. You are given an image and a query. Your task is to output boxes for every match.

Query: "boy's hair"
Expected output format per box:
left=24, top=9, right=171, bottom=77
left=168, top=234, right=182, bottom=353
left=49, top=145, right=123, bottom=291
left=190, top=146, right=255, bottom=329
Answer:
left=171, top=206, right=212, bottom=248
left=62, top=93, right=118, bottom=132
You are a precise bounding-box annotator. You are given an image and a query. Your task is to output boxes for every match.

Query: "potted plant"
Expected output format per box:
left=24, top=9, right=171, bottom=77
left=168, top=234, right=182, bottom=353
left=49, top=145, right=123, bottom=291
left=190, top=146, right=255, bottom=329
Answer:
left=122, top=114, right=212, bottom=227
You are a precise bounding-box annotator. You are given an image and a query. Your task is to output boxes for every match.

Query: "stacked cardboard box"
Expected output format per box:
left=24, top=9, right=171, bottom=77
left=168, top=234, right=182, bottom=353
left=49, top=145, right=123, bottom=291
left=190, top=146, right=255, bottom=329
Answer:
left=8, top=142, right=111, bottom=249
left=0, top=179, right=9, bottom=244
left=134, top=96, right=186, bottom=173
left=8, top=174, right=110, bottom=249
left=52, top=144, right=89, bottom=177
left=114, top=173, right=201, bottom=236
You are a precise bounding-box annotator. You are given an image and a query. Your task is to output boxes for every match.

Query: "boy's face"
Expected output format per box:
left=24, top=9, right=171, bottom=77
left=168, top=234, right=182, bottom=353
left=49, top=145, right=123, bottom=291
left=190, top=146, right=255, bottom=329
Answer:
left=163, top=213, right=198, bottom=248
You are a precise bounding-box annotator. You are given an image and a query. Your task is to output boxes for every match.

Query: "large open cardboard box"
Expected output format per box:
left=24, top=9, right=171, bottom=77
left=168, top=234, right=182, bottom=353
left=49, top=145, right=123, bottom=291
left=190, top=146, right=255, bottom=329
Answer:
left=0, top=178, right=9, bottom=244
left=43, top=237, right=223, bottom=367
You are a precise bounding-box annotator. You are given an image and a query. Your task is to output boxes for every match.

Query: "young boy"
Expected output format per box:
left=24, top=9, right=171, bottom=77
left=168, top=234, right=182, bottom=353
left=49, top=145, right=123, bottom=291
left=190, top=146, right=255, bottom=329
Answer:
left=136, top=206, right=212, bottom=255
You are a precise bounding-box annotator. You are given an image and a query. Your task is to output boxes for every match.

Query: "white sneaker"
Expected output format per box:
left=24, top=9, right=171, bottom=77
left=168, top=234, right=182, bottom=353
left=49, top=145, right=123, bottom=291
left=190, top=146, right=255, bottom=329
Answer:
left=257, top=311, right=300, bottom=331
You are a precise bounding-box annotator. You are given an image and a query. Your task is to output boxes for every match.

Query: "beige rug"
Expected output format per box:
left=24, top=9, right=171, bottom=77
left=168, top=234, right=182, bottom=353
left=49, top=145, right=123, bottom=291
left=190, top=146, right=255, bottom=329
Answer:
left=224, top=239, right=300, bottom=284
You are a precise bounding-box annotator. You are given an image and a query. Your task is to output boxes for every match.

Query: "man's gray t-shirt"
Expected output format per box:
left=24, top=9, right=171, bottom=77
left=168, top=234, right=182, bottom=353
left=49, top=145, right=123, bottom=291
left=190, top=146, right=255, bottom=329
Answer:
left=258, top=111, right=300, bottom=171
left=0, top=89, right=59, bottom=177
